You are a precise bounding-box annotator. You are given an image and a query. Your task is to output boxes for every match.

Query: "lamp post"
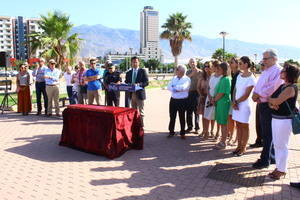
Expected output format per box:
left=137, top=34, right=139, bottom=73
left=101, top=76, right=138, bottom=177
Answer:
left=219, top=31, right=228, bottom=61
left=129, top=48, right=133, bottom=70
left=254, top=53, right=257, bottom=64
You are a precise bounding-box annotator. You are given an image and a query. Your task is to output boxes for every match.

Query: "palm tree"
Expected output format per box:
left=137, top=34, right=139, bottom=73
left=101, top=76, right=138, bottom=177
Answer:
left=28, top=11, right=82, bottom=69
left=160, top=13, right=192, bottom=68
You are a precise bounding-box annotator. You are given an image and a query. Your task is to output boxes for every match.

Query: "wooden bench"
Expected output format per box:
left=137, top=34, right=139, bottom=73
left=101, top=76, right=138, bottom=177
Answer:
left=59, top=97, right=70, bottom=107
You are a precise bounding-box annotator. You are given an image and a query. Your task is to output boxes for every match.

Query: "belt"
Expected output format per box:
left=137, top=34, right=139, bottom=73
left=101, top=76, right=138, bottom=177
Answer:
left=272, top=114, right=293, bottom=119
left=46, top=84, right=58, bottom=86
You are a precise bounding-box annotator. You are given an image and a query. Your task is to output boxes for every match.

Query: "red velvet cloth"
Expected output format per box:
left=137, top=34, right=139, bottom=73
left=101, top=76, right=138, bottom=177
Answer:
left=59, top=104, right=144, bottom=159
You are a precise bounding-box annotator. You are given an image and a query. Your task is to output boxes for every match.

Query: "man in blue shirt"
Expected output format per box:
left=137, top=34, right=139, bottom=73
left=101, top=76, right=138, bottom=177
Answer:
left=44, top=59, right=61, bottom=116
left=84, top=58, right=102, bottom=105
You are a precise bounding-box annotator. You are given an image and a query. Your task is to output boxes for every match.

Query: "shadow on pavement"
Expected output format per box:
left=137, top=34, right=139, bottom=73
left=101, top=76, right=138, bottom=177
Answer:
left=5, top=134, right=108, bottom=162
left=88, top=132, right=274, bottom=199
left=0, top=112, right=63, bottom=125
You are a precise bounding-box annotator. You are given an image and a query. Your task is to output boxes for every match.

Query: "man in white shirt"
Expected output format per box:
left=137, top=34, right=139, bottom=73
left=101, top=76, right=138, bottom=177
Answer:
left=167, top=64, right=191, bottom=139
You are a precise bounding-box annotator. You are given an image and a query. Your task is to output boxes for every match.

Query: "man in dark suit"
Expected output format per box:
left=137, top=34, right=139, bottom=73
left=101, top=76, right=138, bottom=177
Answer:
left=125, top=56, right=149, bottom=125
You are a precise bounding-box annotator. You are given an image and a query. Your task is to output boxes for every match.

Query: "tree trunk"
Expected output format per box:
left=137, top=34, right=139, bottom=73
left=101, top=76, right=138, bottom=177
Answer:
left=173, top=55, right=178, bottom=74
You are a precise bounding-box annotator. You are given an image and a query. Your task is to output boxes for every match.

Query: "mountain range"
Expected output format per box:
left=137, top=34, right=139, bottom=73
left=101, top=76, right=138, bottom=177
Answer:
left=71, top=24, right=300, bottom=62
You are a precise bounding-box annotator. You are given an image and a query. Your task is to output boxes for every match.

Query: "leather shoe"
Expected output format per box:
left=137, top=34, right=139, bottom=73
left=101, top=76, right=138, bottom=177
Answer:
left=167, top=132, right=175, bottom=138
left=36, top=111, right=41, bottom=115
left=252, top=160, right=269, bottom=169
left=249, top=142, right=263, bottom=148
left=270, top=159, right=276, bottom=164
left=180, top=135, right=186, bottom=140
left=290, top=182, right=300, bottom=188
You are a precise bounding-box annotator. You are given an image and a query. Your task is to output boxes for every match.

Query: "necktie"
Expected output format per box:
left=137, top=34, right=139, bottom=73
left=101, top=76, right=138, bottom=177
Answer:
left=132, top=70, right=137, bottom=83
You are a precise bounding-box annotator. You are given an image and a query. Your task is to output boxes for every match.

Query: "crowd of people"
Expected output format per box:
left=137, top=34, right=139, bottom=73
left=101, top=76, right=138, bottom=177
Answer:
left=14, top=49, right=300, bottom=186
left=167, top=49, right=299, bottom=184
left=15, top=56, right=149, bottom=117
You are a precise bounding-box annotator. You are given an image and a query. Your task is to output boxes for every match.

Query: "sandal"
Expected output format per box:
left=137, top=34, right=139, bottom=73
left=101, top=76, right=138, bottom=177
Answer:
left=214, top=142, right=226, bottom=150
left=268, top=169, right=286, bottom=180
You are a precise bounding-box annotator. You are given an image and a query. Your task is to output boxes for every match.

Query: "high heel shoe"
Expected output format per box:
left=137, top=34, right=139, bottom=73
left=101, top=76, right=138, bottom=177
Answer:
left=269, top=169, right=286, bottom=180
left=232, top=149, right=240, bottom=155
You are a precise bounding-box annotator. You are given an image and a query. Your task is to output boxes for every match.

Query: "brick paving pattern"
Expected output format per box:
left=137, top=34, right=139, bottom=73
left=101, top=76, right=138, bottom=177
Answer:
left=0, top=88, right=300, bottom=200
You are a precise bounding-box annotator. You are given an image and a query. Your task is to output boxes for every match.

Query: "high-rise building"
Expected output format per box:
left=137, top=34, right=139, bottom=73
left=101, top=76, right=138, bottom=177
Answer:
left=0, top=16, right=14, bottom=57
left=0, top=16, right=42, bottom=61
left=140, top=6, right=163, bottom=62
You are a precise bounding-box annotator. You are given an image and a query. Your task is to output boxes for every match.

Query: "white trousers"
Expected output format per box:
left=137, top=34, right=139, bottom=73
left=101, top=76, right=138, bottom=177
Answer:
left=272, top=118, right=292, bottom=172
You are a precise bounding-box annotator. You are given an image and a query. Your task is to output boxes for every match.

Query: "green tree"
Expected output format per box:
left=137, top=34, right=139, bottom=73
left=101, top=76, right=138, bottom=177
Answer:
left=144, top=59, right=160, bottom=72
left=160, top=13, right=192, bottom=68
left=285, top=59, right=300, bottom=66
left=212, top=48, right=237, bottom=62
left=28, top=11, right=82, bottom=69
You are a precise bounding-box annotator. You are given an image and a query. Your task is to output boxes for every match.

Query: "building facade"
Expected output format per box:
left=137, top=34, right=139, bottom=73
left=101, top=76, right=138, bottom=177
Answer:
left=140, top=6, right=163, bottom=62
left=0, top=16, right=42, bottom=61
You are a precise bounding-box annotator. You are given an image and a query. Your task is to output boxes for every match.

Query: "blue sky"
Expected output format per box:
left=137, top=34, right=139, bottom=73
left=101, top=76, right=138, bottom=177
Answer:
left=1, top=0, right=300, bottom=47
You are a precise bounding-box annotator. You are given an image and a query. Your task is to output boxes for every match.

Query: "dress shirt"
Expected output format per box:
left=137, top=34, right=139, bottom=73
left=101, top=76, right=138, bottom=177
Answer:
left=253, top=63, right=283, bottom=103
left=33, top=65, right=48, bottom=82
left=132, top=68, right=139, bottom=84
left=167, top=75, right=191, bottom=99
left=44, top=68, right=61, bottom=85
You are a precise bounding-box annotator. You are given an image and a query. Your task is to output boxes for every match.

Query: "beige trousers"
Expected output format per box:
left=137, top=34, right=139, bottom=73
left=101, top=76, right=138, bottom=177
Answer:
left=87, top=89, right=101, bottom=105
left=46, top=85, right=60, bottom=115
left=131, top=93, right=145, bottom=126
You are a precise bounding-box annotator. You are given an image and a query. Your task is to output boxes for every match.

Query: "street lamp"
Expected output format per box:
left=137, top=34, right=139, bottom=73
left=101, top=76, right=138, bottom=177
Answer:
left=254, top=53, right=257, bottom=64
left=129, top=48, right=133, bottom=70
left=219, top=31, right=228, bottom=61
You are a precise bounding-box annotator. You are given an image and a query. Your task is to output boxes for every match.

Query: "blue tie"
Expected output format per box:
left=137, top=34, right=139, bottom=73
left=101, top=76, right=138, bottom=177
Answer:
left=132, top=70, right=137, bottom=83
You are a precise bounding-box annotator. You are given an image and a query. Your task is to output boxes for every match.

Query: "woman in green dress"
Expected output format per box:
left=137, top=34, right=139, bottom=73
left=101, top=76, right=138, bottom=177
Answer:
left=212, top=62, right=231, bottom=149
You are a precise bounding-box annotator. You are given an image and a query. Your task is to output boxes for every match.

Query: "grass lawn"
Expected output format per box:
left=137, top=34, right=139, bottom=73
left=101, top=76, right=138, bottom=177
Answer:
left=0, top=92, right=68, bottom=106
left=0, top=80, right=169, bottom=106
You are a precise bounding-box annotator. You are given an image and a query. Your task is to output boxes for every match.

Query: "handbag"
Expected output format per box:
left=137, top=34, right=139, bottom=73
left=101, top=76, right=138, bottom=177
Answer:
left=285, top=101, right=300, bottom=134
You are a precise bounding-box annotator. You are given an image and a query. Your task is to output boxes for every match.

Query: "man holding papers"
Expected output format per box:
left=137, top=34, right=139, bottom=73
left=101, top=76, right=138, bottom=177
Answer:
left=125, top=57, right=149, bottom=125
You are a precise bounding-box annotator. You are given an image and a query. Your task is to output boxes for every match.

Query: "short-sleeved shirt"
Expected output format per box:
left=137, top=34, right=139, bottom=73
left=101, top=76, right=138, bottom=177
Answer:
left=85, top=68, right=101, bottom=91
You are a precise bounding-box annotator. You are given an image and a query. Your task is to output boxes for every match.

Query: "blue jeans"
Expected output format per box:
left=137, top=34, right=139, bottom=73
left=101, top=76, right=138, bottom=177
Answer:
left=67, top=86, right=76, bottom=104
left=259, top=103, right=275, bottom=164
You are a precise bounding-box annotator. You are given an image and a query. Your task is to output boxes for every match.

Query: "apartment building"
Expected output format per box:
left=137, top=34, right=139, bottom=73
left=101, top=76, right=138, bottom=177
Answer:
left=0, top=16, right=42, bottom=61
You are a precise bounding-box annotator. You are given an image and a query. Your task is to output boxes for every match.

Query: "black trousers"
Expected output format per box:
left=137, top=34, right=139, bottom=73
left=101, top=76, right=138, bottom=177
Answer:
left=35, top=81, right=48, bottom=113
left=255, top=104, right=263, bottom=144
left=107, top=90, right=120, bottom=107
left=186, top=91, right=200, bottom=130
left=258, top=103, right=275, bottom=165
left=168, top=97, right=187, bottom=135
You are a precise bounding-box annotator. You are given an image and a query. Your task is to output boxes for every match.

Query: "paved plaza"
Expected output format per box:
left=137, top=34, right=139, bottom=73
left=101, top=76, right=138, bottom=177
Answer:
left=0, top=88, right=300, bottom=200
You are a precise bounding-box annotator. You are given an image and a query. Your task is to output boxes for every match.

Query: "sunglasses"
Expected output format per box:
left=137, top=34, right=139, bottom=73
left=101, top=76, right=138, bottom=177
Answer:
left=263, top=57, right=272, bottom=61
left=90, top=62, right=96, bottom=64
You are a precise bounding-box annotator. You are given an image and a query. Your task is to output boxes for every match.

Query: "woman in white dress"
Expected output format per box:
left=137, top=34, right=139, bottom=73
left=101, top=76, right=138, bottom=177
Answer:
left=203, top=60, right=221, bottom=139
left=232, top=56, right=256, bottom=156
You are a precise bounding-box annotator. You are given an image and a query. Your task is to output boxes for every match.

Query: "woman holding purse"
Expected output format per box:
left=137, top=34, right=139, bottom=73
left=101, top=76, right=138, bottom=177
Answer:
left=268, top=63, right=299, bottom=180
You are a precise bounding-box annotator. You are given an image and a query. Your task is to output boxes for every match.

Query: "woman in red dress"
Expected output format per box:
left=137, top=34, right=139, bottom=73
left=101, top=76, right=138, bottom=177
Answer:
left=16, top=64, right=32, bottom=115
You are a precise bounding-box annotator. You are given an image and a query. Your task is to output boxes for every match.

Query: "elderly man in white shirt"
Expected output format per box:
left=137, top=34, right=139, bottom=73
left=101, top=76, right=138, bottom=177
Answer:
left=167, top=64, right=191, bottom=139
